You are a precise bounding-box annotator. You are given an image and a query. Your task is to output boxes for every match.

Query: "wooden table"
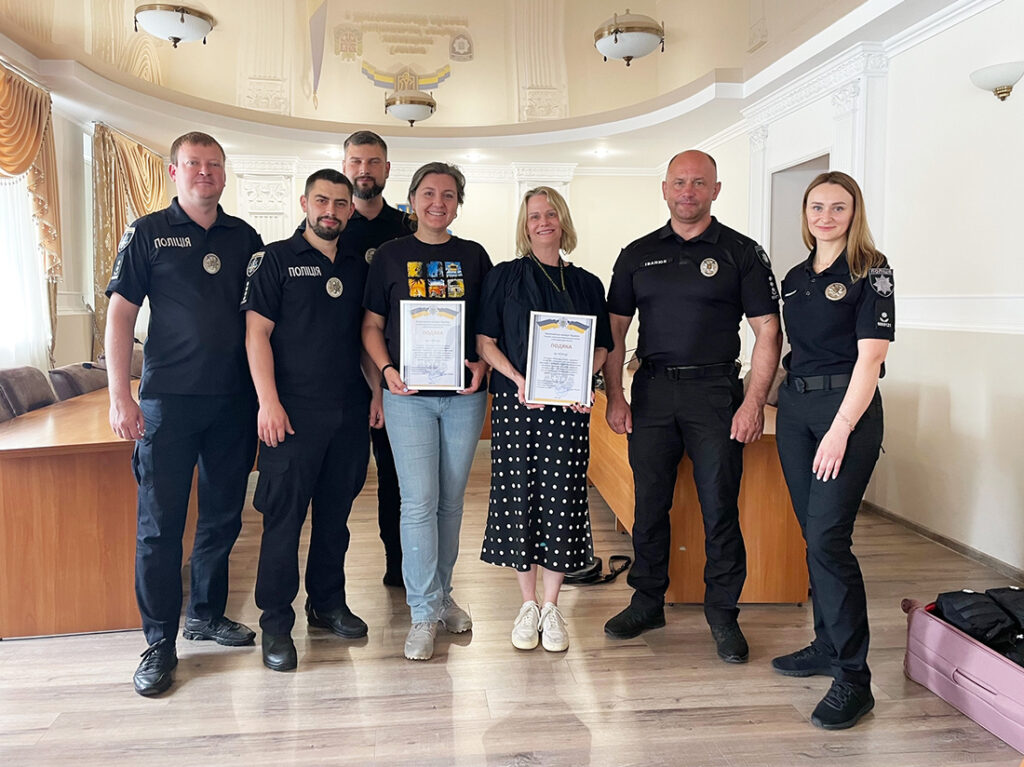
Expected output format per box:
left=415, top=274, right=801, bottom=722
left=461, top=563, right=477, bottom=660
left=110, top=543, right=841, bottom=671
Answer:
left=0, top=383, right=196, bottom=638
left=589, top=387, right=809, bottom=604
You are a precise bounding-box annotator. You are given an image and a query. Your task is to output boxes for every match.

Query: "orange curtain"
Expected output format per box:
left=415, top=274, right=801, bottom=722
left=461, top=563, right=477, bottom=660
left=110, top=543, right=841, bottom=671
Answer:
left=92, top=123, right=169, bottom=354
left=1, top=62, right=64, bottom=363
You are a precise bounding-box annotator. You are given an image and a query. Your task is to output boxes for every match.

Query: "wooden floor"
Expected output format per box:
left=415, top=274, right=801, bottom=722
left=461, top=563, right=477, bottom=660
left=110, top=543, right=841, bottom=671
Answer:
left=1, top=443, right=1022, bottom=767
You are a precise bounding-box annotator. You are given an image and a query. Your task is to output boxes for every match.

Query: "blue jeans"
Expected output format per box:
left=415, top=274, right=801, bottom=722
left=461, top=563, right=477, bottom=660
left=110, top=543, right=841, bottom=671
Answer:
left=382, top=390, right=487, bottom=623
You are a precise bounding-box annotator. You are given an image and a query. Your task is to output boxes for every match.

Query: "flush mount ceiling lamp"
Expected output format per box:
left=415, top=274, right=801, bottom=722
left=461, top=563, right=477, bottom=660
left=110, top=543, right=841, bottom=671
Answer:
left=134, top=5, right=215, bottom=48
left=594, top=9, right=664, bottom=67
left=970, top=61, right=1024, bottom=101
left=385, top=89, right=436, bottom=126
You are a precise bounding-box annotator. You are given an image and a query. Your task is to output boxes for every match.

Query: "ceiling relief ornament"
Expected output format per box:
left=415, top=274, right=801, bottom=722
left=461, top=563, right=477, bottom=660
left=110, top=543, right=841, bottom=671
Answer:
left=361, top=63, right=451, bottom=92
left=334, top=24, right=362, bottom=62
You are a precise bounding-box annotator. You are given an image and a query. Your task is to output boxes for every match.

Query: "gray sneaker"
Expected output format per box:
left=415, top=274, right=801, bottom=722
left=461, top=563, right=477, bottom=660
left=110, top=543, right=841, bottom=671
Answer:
left=511, top=601, right=541, bottom=650
left=539, top=602, right=569, bottom=652
left=439, top=595, right=472, bottom=633
left=404, top=622, right=438, bottom=661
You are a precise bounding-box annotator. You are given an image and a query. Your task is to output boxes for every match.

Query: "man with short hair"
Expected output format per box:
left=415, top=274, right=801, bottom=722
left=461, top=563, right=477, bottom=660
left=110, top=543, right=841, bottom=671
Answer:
left=106, top=131, right=263, bottom=696
left=602, top=149, right=782, bottom=662
left=341, top=130, right=413, bottom=587
left=242, top=169, right=379, bottom=671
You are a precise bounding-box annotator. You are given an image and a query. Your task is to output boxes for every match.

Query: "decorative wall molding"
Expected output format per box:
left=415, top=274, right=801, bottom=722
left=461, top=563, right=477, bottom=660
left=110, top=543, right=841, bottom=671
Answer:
left=511, top=162, right=576, bottom=184
left=240, top=177, right=290, bottom=215
left=514, top=0, right=569, bottom=122
left=230, top=156, right=299, bottom=175
left=896, top=295, right=1024, bottom=335
left=884, top=0, right=1006, bottom=58
left=575, top=166, right=662, bottom=177
left=831, top=81, right=861, bottom=116
left=742, top=42, right=888, bottom=128
left=242, top=78, right=289, bottom=115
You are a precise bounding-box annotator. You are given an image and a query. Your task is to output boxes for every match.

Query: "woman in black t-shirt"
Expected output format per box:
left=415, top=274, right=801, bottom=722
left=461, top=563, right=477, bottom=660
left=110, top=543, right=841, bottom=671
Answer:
left=772, top=171, right=894, bottom=730
left=362, top=162, right=492, bottom=662
left=476, top=187, right=612, bottom=653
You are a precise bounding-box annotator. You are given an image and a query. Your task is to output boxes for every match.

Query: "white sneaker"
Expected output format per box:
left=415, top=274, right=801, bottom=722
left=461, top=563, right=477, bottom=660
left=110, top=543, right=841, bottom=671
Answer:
left=404, top=622, right=437, bottom=660
left=511, top=601, right=541, bottom=650
left=540, top=602, right=569, bottom=652
left=439, top=595, right=472, bottom=633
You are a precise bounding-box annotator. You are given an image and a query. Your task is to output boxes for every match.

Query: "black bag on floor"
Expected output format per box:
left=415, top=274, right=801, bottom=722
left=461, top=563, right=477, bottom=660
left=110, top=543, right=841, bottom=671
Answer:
left=986, top=586, right=1024, bottom=629
left=563, top=555, right=631, bottom=585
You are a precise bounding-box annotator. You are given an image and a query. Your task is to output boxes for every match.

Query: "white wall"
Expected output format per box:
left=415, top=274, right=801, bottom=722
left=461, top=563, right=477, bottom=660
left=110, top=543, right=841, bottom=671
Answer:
left=870, top=0, right=1024, bottom=570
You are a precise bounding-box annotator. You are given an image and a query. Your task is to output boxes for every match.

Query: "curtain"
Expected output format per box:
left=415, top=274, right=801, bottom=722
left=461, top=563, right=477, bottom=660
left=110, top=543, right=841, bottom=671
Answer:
left=91, top=123, right=168, bottom=354
left=0, top=63, right=64, bottom=364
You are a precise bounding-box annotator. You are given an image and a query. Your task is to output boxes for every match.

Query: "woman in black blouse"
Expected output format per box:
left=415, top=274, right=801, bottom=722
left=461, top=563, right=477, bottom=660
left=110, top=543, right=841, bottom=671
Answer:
left=476, top=187, right=612, bottom=653
left=772, top=171, right=894, bottom=730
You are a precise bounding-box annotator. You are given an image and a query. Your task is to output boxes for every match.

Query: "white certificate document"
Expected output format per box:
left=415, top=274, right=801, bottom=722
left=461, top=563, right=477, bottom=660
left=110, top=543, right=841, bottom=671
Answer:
left=524, top=310, right=596, bottom=405
left=399, top=300, right=465, bottom=391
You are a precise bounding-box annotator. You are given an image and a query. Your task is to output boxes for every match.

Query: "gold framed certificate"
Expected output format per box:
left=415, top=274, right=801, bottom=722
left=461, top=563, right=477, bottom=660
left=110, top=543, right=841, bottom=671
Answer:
left=524, top=310, right=596, bottom=405
left=399, top=300, right=465, bottom=391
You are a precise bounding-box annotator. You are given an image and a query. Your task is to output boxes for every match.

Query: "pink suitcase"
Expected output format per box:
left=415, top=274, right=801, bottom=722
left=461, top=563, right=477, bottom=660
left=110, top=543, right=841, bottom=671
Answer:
left=903, top=598, right=1024, bottom=753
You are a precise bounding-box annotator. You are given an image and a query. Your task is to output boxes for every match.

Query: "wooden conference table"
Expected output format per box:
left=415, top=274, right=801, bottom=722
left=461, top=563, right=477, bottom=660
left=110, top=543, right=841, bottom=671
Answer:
left=0, top=382, right=196, bottom=638
left=588, top=382, right=809, bottom=604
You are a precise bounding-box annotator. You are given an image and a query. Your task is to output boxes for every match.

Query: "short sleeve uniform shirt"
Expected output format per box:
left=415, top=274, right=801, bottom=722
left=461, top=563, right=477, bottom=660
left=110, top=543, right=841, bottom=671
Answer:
left=240, top=230, right=369, bottom=409
left=606, top=218, right=779, bottom=366
left=105, top=197, right=263, bottom=396
left=781, top=251, right=894, bottom=377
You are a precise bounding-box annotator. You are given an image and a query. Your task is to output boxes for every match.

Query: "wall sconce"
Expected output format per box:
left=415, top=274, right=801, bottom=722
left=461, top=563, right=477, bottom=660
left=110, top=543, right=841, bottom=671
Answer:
left=134, top=5, right=214, bottom=48
left=594, top=9, right=664, bottom=67
left=970, top=61, right=1024, bottom=101
left=385, top=90, right=437, bottom=126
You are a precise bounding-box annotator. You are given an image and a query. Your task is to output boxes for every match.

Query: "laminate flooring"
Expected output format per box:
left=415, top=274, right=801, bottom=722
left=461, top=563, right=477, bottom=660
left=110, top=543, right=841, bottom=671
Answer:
left=1, top=444, right=1021, bottom=766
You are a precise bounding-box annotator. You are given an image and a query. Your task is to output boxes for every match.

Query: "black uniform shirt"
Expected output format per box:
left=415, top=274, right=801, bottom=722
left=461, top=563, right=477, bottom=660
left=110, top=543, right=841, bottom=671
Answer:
left=781, top=250, right=895, bottom=377
left=240, top=230, right=368, bottom=408
left=340, top=200, right=413, bottom=266
left=105, top=197, right=263, bottom=396
left=363, top=235, right=493, bottom=396
left=477, top=257, right=614, bottom=395
left=606, top=218, right=779, bottom=366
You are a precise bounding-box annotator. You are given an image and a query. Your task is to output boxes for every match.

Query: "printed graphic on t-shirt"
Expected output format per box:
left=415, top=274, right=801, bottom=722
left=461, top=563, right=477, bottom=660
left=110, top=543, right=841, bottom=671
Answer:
left=408, top=261, right=423, bottom=277
left=408, top=260, right=467, bottom=299
left=447, top=279, right=465, bottom=298
left=428, top=279, right=447, bottom=298
left=409, top=279, right=426, bottom=297
left=445, top=262, right=462, bottom=278
left=427, top=261, right=445, bottom=279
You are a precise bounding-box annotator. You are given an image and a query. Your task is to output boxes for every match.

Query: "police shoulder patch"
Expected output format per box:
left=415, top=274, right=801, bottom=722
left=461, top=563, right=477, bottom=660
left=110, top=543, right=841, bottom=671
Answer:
left=868, top=267, right=894, bottom=297
left=117, top=226, right=135, bottom=252
left=246, top=251, right=264, bottom=277
left=111, top=252, right=125, bottom=280
left=754, top=244, right=772, bottom=269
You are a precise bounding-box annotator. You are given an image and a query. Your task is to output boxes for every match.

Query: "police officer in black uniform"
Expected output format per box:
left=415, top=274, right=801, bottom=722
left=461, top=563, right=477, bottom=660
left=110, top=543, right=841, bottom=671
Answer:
left=242, top=169, right=378, bottom=672
left=341, top=130, right=413, bottom=587
left=771, top=171, right=893, bottom=730
left=602, top=150, right=782, bottom=663
left=106, top=131, right=263, bottom=697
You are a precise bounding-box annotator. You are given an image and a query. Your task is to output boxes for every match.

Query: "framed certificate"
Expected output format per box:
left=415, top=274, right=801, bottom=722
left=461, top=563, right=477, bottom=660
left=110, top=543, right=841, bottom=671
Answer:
left=399, top=300, right=465, bottom=391
left=524, top=310, right=597, bottom=406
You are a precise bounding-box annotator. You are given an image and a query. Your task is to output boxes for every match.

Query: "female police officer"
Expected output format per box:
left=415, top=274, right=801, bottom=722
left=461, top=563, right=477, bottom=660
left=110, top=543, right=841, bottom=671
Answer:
left=772, top=171, right=894, bottom=730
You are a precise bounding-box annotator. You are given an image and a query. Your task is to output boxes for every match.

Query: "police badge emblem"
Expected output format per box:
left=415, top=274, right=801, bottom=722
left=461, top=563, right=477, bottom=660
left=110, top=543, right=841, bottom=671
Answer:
left=700, top=258, right=719, bottom=277
left=203, top=254, right=221, bottom=274
left=117, top=226, right=135, bottom=252
left=365, top=248, right=376, bottom=265
left=754, top=244, right=772, bottom=269
left=869, top=267, right=894, bottom=297
left=825, top=282, right=847, bottom=301
left=326, top=277, right=344, bottom=298
left=246, top=252, right=264, bottom=277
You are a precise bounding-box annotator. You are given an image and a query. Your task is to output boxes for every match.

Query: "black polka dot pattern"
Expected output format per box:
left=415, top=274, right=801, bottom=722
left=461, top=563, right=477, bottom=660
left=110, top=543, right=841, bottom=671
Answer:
left=480, top=391, right=595, bottom=573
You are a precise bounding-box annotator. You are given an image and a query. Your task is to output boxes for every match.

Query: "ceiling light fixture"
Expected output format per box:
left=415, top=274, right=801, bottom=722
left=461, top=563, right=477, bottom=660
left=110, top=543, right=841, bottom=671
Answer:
left=134, top=4, right=214, bottom=48
left=385, top=89, right=437, bottom=126
left=594, top=9, right=664, bottom=67
left=970, top=61, right=1024, bottom=101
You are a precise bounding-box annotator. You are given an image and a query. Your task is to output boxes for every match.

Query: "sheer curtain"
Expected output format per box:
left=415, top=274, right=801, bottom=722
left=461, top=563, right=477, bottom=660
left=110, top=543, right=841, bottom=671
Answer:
left=0, top=173, right=51, bottom=369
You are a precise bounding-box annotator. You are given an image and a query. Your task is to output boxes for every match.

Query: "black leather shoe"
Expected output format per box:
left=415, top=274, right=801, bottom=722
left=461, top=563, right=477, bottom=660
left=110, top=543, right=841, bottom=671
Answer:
left=811, top=681, right=874, bottom=730
left=604, top=604, right=666, bottom=639
left=261, top=632, right=297, bottom=672
left=306, top=604, right=368, bottom=638
left=133, top=639, right=177, bottom=696
left=772, top=644, right=834, bottom=677
left=182, top=616, right=256, bottom=646
left=709, top=622, right=749, bottom=663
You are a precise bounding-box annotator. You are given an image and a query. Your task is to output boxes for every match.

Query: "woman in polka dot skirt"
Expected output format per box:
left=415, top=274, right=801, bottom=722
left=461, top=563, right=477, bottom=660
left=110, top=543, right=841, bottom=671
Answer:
left=476, top=187, right=613, bottom=652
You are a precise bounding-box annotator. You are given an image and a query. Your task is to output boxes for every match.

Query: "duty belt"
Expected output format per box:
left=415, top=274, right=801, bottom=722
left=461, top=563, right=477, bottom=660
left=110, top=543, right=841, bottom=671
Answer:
left=786, top=373, right=852, bottom=392
left=642, top=360, right=740, bottom=381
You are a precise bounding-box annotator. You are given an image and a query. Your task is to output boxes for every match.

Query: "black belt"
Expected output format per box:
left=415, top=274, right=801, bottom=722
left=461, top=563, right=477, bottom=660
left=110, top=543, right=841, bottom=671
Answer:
left=786, top=373, right=852, bottom=392
left=642, top=361, right=739, bottom=381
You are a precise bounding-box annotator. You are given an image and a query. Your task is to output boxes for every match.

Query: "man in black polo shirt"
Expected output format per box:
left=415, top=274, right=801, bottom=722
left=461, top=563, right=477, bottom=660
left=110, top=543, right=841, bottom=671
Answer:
left=242, top=169, right=379, bottom=672
left=602, top=150, right=782, bottom=662
left=341, top=130, right=413, bottom=588
left=106, top=131, right=263, bottom=696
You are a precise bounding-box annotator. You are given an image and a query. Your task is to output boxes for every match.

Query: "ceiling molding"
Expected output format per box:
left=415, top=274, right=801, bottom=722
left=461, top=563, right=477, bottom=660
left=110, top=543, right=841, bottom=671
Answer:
left=883, top=0, right=1005, bottom=57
